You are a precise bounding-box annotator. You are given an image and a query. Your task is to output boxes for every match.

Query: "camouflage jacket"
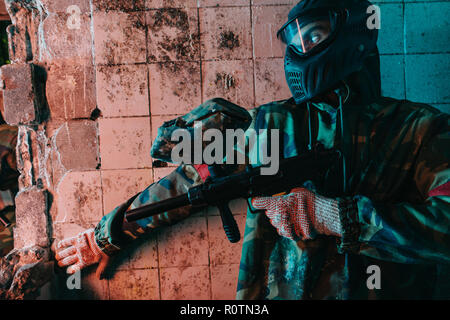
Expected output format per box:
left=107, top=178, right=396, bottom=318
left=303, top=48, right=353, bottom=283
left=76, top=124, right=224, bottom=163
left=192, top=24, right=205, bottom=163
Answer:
left=95, top=93, right=450, bottom=299
left=0, top=124, right=18, bottom=257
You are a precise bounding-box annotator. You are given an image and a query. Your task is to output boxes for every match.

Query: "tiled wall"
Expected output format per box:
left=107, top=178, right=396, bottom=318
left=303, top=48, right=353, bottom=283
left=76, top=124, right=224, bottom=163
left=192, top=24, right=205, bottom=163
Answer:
left=43, top=0, right=449, bottom=300
left=376, top=0, right=450, bottom=113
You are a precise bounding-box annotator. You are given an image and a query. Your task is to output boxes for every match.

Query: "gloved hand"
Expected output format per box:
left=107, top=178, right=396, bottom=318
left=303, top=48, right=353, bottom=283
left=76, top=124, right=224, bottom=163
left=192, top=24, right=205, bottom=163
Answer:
left=53, top=228, right=110, bottom=279
left=251, top=188, right=343, bottom=241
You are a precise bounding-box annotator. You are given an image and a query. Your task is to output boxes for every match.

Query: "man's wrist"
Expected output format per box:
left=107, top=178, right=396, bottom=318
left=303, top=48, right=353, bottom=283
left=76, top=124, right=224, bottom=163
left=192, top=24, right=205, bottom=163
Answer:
left=336, top=197, right=361, bottom=254
left=314, top=194, right=343, bottom=237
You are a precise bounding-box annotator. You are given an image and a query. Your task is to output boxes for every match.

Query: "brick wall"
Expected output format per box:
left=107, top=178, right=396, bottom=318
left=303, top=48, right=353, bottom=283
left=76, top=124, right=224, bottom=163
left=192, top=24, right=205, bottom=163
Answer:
left=1, top=0, right=449, bottom=300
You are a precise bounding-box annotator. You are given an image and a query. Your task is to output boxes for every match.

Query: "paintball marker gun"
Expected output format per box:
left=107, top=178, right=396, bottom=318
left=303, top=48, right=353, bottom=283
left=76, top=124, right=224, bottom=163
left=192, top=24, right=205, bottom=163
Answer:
left=125, top=147, right=341, bottom=243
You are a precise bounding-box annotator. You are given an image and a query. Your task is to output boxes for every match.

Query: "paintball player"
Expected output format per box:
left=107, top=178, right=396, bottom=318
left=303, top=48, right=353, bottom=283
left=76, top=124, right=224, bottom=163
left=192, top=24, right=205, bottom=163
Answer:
left=54, top=0, right=450, bottom=299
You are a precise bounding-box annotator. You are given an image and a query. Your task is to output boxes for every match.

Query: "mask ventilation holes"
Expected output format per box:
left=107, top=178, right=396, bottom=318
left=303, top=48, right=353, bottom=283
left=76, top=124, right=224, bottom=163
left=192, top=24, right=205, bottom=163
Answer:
left=287, top=71, right=306, bottom=100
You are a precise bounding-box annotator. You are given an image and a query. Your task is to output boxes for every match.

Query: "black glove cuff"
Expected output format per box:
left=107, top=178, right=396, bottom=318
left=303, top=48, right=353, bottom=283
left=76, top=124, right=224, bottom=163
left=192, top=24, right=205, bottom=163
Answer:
left=336, top=197, right=361, bottom=254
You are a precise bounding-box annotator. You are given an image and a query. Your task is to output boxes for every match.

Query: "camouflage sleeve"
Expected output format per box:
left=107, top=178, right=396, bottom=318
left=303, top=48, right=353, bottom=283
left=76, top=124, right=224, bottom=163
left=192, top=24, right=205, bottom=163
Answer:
left=0, top=124, right=18, bottom=191
left=338, top=113, right=450, bottom=264
left=0, top=124, right=18, bottom=257
left=95, top=164, right=204, bottom=255
left=94, top=98, right=253, bottom=255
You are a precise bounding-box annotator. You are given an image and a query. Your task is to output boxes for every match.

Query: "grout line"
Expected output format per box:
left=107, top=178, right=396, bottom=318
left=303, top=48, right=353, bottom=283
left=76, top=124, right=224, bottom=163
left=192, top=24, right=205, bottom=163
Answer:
left=90, top=0, right=110, bottom=300
left=198, top=7, right=204, bottom=105
left=402, top=2, right=407, bottom=100
left=197, top=6, right=213, bottom=295
left=147, top=25, right=163, bottom=298
left=196, top=5, right=213, bottom=293
left=250, top=2, right=256, bottom=109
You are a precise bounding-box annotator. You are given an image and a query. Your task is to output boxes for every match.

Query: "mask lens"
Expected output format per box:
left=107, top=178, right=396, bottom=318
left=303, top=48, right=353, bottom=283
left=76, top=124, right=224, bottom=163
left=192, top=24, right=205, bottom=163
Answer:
left=278, top=11, right=337, bottom=55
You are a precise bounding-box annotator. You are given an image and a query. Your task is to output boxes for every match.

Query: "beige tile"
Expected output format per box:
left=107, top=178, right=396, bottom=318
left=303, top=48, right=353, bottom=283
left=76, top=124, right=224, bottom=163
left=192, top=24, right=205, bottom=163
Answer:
left=93, top=0, right=146, bottom=11
left=210, top=264, right=239, bottom=300
left=202, top=59, right=255, bottom=109
left=199, top=7, right=252, bottom=61
left=55, top=171, right=103, bottom=224
left=252, top=5, right=291, bottom=59
left=98, top=117, right=152, bottom=170
left=94, top=11, right=147, bottom=65
left=96, top=64, right=149, bottom=118
left=149, top=62, right=202, bottom=115
left=160, top=266, right=211, bottom=299
left=207, top=214, right=245, bottom=266
left=199, top=0, right=248, bottom=7
left=146, top=0, right=198, bottom=8
left=109, top=269, right=160, bottom=300
left=101, top=168, right=153, bottom=214
left=158, top=216, right=209, bottom=267
left=147, top=8, right=200, bottom=62
left=254, top=58, right=291, bottom=106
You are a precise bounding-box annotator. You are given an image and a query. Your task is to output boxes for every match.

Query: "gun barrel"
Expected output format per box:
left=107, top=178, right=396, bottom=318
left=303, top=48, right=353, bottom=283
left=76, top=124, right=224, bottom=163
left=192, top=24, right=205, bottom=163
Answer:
left=125, top=193, right=190, bottom=222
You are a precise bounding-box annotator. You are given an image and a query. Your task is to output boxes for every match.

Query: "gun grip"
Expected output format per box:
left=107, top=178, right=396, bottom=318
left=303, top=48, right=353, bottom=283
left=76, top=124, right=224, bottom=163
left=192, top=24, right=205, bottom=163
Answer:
left=217, top=203, right=240, bottom=243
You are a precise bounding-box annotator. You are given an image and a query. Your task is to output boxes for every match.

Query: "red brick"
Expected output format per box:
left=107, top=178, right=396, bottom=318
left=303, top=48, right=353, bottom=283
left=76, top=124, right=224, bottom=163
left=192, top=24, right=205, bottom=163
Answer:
left=40, top=0, right=91, bottom=13
left=42, top=13, right=93, bottom=62
left=14, top=187, right=49, bottom=248
left=7, top=24, right=33, bottom=63
left=0, top=63, right=41, bottom=125
left=53, top=120, right=100, bottom=171
left=5, top=2, right=40, bottom=63
left=47, top=60, right=97, bottom=120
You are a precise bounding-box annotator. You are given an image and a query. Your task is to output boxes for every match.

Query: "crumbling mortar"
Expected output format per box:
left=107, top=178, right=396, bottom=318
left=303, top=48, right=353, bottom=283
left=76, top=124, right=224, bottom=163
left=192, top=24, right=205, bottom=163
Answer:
left=35, top=128, right=52, bottom=189
left=89, top=0, right=96, bottom=66
left=17, top=126, right=35, bottom=188
left=4, top=0, right=51, bottom=62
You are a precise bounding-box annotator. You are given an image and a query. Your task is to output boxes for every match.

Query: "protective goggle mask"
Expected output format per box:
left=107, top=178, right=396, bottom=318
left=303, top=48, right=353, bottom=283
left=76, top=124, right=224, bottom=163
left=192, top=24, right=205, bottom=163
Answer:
left=277, top=8, right=345, bottom=57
